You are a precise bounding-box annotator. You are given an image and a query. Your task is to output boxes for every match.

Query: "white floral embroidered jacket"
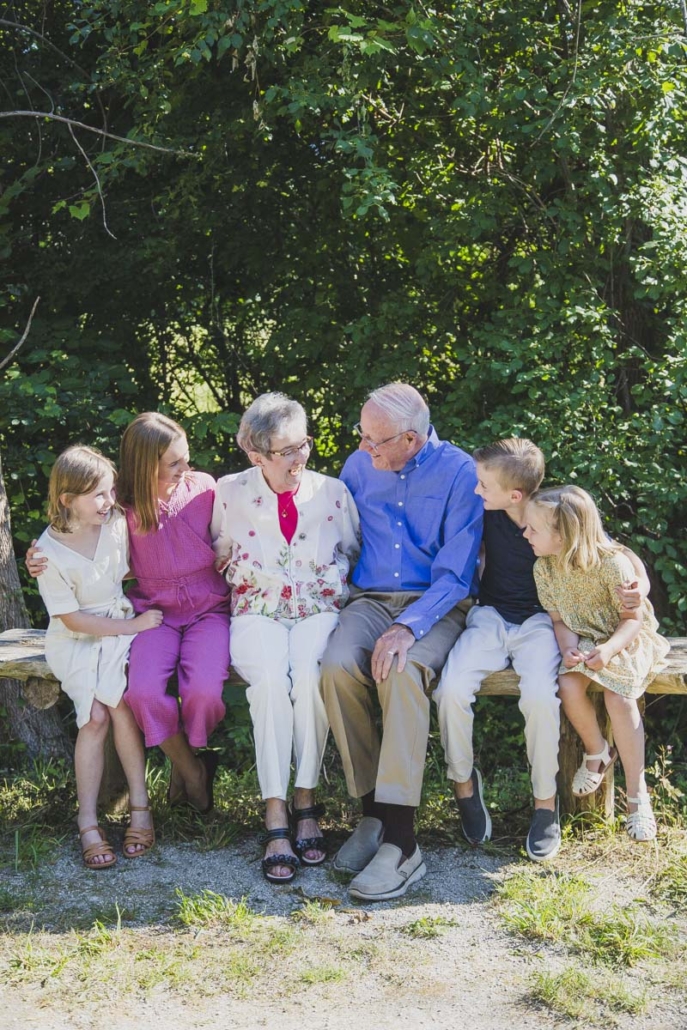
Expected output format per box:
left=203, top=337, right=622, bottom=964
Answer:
left=210, top=467, right=361, bottom=620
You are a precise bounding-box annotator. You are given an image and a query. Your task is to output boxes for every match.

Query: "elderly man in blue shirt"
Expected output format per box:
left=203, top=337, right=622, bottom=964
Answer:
left=321, top=382, right=483, bottom=901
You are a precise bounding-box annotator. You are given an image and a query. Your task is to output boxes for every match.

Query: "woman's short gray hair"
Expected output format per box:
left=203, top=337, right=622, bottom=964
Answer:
left=237, top=393, right=308, bottom=455
left=366, top=383, right=430, bottom=437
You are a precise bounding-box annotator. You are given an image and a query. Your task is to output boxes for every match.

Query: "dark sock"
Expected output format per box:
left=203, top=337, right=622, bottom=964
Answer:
left=361, top=789, right=386, bottom=824
left=382, top=804, right=416, bottom=859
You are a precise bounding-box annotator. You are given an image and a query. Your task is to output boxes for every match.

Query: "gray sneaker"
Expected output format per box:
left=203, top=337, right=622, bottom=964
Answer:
left=455, top=768, right=492, bottom=845
left=526, top=799, right=561, bottom=862
left=332, top=817, right=384, bottom=874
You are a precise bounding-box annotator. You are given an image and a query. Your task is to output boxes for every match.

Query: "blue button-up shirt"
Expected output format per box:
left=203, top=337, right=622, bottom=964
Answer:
left=340, top=428, right=483, bottom=639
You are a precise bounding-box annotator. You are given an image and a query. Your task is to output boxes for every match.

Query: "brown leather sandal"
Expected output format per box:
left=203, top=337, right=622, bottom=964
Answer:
left=123, top=804, right=155, bottom=859
left=79, top=825, right=117, bottom=870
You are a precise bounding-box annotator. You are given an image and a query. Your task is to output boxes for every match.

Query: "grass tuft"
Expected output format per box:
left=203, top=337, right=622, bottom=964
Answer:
left=530, top=965, right=648, bottom=1021
left=174, top=889, right=256, bottom=932
left=298, top=964, right=346, bottom=985
left=401, top=915, right=457, bottom=939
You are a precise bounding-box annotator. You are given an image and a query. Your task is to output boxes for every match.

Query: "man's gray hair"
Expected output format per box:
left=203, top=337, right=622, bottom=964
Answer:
left=366, top=383, right=430, bottom=437
left=237, top=392, right=307, bottom=455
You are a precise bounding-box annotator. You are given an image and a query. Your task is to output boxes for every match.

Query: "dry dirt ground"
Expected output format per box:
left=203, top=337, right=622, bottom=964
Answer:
left=1, top=831, right=686, bottom=1030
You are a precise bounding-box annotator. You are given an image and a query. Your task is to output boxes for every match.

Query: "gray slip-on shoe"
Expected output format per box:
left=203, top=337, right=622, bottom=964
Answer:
left=526, top=799, right=561, bottom=862
left=333, top=816, right=384, bottom=874
left=348, top=843, right=426, bottom=902
left=455, top=767, right=492, bottom=845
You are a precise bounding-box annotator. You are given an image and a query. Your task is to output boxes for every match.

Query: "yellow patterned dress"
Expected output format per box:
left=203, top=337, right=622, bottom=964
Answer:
left=533, top=550, right=669, bottom=699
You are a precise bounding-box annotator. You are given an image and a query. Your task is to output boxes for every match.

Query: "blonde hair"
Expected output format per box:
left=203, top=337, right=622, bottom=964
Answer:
left=117, top=412, right=186, bottom=533
left=528, top=485, right=621, bottom=572
left=473, top=438, right=545, bottom=497
left=47, top=446, right=117, bottom=533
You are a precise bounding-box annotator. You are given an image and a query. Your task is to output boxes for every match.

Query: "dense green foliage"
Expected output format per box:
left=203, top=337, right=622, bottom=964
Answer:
left=2, top=0, right=686, bottom=639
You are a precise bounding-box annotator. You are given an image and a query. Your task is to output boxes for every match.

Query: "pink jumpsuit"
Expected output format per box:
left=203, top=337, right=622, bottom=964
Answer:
left=124, top=471, right=230, bottom=748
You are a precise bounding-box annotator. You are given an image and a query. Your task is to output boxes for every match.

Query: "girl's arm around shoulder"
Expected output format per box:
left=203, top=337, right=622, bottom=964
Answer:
left=209, top=472, right=242, bottom=564
left=58, top=608, right=164, bottom=637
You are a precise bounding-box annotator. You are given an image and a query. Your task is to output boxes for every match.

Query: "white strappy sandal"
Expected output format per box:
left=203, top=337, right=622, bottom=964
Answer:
left=571, top=740, right=618, bottom=797
left=626, top=794, right=657, bottom=842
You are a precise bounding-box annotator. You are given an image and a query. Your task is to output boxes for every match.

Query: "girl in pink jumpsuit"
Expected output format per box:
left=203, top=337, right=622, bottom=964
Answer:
left=118, top=413, right=230, bottom=811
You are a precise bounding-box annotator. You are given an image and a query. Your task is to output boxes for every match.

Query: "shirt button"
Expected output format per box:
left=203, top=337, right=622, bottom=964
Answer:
left=398, top=502, right=403, bottom=507
left=397, top=521, right=402, bottom=526
left=419, top=630, right=424, bottom=636
left=394, top=543, right=400, bottom=549
left=394, top=572, right=400, bottom=578
left=400, top=475, right=406, bottom=480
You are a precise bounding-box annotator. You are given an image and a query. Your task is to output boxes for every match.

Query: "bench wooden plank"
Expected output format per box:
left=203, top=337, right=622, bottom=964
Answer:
left=2, top=630, right=687, bottom=692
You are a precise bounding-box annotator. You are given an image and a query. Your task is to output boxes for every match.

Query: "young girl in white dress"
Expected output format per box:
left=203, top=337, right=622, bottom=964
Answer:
left=36, top=446, right=162, bottom=869
left=524, top=485, right=670, bottom=842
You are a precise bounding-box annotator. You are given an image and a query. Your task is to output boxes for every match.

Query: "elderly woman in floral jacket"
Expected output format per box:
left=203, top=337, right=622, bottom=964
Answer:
left=212, top=393, right=360, bottom=884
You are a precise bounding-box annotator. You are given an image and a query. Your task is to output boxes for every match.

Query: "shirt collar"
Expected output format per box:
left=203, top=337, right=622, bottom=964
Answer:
left=399, top=426, right=439, bottom=473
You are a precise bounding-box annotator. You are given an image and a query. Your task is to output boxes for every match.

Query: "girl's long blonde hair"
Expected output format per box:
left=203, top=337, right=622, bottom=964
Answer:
left=528, top=485, right=621, bottom=572
left=47, top=446, right=117, bottom=533
left=117, top=412, right=186, bottom=533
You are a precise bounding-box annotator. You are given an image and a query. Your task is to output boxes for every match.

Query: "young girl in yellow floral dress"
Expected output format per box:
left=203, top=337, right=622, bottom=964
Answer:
left=524, top=485, right=669, bottom=842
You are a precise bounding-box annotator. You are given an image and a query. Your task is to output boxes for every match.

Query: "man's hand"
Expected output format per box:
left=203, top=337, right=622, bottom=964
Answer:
left=26, top=539, right=48, bottom=578
left=371, top=623, right=416, bottom=683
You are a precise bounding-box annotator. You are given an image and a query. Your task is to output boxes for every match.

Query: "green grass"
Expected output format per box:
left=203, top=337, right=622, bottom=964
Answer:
left=401, top=915, right=457, bottom=939
left=530, top=965, right=648, bottom=1022
left=174, top=889, right=256, bottom=932
left=497, top=868, right=679, bottom=966
left=297, top=964, right=346, bottom=985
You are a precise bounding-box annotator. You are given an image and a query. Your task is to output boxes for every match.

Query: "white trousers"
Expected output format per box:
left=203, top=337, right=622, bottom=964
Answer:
left=230, top=612, right=339, bottom=801
left=433, top=606, right=561, bottom=800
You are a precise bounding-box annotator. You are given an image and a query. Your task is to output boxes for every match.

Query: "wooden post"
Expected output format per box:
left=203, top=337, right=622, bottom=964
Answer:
left=558, top=692, right=614, bottom=819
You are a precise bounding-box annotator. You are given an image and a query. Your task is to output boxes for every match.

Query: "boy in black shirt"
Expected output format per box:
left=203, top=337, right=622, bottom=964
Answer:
left=434, top=439, right=561, bottom=860
left=434, top=438, right=647, bottom=861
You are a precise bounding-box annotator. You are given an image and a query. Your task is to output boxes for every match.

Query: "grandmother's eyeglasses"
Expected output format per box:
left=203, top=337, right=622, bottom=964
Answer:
left=268, top=437, right=313, bottom=459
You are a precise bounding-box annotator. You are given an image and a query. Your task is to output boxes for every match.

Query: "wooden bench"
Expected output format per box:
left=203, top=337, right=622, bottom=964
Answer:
left=2, top=628, right=686, bottom=817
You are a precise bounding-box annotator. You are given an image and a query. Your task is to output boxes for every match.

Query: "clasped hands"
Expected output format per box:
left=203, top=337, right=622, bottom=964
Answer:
left=562, top=641, right=614, bottom=672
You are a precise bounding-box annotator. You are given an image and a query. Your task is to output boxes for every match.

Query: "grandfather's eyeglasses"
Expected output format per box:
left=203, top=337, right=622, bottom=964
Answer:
left=268, top=437, right=313, bottom=460
left=353, top=423, right=415, bottom=454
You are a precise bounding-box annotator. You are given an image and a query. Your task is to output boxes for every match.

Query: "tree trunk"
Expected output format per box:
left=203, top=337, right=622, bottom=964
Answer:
left=0, top=452, right=70, bottom=760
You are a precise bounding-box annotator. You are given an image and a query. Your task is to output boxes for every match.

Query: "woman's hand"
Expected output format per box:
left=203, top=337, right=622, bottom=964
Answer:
left=214, top=555, right=230, bottom=574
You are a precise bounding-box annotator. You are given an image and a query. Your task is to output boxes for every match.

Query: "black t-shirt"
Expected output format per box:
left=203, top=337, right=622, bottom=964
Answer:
left=477, top=509, right=544, bottom=625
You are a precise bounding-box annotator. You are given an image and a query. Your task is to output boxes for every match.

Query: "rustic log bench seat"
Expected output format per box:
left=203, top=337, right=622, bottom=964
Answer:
left=2, top=628, right=686, bottom=818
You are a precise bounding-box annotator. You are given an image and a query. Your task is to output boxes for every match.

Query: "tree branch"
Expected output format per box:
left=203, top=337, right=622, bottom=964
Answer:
left=67, top=122, right=116, bottom=238
left=0, top=111, right=193, bottom=157
left=0, top=297, right=40, bottom=373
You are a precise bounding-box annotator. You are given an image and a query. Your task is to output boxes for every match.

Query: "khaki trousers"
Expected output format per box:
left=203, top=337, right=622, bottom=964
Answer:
left=320, top=589, right=470, bottom=807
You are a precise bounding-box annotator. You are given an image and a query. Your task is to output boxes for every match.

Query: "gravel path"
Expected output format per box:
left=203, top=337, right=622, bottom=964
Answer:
left=1, top=838, right=684, bottom=1030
